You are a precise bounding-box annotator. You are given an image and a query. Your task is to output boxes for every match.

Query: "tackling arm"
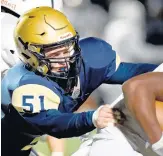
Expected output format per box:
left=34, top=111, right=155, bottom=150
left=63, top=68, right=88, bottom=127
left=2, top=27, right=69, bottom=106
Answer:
left=122, top=72, right=163, bottom=144
left=25, top=109, right=95, bottom=138
left=108, top=62, right=158, bottom=84
left=92, top=38, right=158, bottom=85
left=11, top=76, right=96, bottom=138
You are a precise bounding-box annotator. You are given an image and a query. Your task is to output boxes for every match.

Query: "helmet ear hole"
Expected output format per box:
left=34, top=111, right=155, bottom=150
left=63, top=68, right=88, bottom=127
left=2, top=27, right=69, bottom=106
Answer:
left=32, top=63, right=36, bottom=67
left=21, top=53, right=30, bottom=59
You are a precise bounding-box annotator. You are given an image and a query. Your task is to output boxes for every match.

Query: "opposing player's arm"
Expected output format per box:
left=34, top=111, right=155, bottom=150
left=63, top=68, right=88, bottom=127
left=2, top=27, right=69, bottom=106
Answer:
left=122, top=72, right=163, bottom=144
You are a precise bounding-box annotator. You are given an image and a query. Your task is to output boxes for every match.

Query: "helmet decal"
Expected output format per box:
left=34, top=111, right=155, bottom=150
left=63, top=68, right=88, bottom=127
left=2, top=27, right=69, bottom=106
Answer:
left=58, top=32, right=73, bottom=41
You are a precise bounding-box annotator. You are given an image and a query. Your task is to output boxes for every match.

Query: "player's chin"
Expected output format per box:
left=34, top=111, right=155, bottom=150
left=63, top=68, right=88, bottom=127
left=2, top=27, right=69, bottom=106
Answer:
left=51, top=68, right=68, bottom=74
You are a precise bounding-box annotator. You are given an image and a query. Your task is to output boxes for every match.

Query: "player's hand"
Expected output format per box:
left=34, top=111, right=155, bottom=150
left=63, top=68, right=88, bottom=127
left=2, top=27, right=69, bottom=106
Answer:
left=92, top=105, right=115, bottom=129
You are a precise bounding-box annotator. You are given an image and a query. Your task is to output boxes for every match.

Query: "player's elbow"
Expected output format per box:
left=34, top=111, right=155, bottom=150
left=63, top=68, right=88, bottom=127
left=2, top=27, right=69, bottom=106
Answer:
left=122, top=78, right=139, bottom=96
left=122, top=78, right=148, bottom=109
left=122, top=78, right=148, bottom=94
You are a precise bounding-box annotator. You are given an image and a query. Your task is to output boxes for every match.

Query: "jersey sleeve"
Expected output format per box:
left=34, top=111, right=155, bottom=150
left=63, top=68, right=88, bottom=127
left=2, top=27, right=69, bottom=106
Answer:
left=11, top=75, right=62, bottom=113
left=98, top=39, right=121, bottom=81
left=24, top=109, right=95, bottom=138
left=105, top=62, right=158, bottom=84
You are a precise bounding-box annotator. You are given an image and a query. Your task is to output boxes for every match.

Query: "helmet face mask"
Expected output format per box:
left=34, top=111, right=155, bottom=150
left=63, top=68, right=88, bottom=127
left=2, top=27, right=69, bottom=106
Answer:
left=37, top=35, right=81, bottom=79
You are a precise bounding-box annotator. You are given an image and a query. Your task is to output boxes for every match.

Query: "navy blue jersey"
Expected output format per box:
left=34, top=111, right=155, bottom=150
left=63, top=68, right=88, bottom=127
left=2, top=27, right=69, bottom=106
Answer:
left=1, top=37, right=158, bottom=154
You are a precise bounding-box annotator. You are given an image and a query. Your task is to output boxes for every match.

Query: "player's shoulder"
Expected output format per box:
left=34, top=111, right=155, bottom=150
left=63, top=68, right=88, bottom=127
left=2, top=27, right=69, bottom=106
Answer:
left=79, top=37, right=116, bottom=68
left=2, top=62, right=29, bottom=90
left=79, top=37, right=115, bottom=57
left=18, top=71, right=62, bottom=96
left=5, top=62, right=59, bottom=91
left=12, top=71, right=63, bottom=113
left=7, top=62, right=62, bottom=100
left=79, top=37, right=113, bottom=49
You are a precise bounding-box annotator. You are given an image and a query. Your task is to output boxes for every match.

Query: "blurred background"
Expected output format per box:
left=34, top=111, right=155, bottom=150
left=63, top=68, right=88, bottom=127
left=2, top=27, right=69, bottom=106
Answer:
left=1, top=0, right=163, bottom=155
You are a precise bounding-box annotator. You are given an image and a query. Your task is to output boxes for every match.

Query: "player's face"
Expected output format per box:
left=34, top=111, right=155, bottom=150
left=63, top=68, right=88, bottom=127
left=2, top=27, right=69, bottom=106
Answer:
left=45, top=45, right=74, bottom=73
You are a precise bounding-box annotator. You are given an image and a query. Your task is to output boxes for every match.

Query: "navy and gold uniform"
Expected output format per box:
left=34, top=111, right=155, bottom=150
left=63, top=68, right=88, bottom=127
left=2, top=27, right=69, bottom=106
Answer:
left=1, top=37, right=157, bottom=156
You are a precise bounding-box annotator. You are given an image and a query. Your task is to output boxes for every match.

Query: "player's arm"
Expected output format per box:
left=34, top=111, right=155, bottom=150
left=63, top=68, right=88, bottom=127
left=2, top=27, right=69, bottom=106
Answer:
left=19, top=98, right=114, bottom=138
left=12, top=83, right=95, bottom=138
left=99, top=39, right=158, bottom=84
left=122, top=72, right=163, bottom=144
left=11, top=76, right=115, bottom=138
left=24, top=106, right=95, bottom=138
left=107, top=62, right=158, bottom=84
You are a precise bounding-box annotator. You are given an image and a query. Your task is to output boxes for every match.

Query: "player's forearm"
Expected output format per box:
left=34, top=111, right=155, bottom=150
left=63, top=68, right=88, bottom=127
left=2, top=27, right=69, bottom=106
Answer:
left=122, top=80, right=162, bottom=144
left=109, top=62, right=158, bottom=84
left=25, top=110, right=95, bottom=138
left=50, top=111, right=95, bottom=138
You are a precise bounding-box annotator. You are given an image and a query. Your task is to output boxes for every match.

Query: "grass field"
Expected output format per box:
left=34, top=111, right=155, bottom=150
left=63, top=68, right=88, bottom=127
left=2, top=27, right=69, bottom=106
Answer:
left=34, top=137, right=81, bottom=156
left=34, top=130, right=96, bottom=156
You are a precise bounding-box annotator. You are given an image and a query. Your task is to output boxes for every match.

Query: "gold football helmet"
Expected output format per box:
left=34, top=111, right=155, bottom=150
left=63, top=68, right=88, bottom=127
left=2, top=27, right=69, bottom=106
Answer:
left=14, top=6, right=81, bottom=80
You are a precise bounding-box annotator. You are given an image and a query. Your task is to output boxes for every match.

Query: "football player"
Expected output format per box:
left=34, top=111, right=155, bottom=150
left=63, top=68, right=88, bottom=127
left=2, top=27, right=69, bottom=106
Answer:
left=122, top=70, right=163, bottom=155
left=1, top=6, right=158, bottom=156
left=1, top=5, right=67, bottom=156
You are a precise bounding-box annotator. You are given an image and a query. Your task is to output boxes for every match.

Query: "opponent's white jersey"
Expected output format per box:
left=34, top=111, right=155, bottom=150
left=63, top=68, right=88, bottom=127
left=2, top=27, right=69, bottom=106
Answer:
left=107, top=63, right=163, bottom=155
left=153, top=63, right=163, bottom=72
